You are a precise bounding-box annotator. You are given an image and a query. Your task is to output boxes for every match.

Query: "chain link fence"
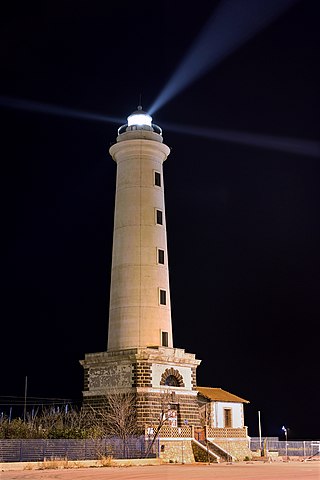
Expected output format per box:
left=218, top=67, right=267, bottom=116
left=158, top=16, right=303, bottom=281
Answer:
left=0, top=436, right=159, bottom=462
left=250, top=437, right=320, bottom=457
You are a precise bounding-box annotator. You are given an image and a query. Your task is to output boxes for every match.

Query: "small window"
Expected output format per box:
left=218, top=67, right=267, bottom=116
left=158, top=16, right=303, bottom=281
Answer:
left=162, top=331, right=169, bottom=347
left=156, top=209, right=163, bottom=225
left=158, top=249, right=165, bottom=264
left=224, top=408, right=232, bottom=428
left=165, top=375, right=179, bottom=386
left=159, top=289, right=166, bottom=305
left=154, top=171, right=161, bottom=187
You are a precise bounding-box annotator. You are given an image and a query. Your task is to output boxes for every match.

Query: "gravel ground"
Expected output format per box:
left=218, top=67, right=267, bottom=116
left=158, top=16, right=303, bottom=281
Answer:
left=1, top=461, right=320, bottom=480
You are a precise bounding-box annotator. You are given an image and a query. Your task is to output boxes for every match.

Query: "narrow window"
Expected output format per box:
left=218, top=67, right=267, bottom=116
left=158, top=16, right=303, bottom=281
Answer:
left=224, top=408, right=232, bottom=428
left=156, top=209, right=163, bottom=225
left=158, top=248, right=165, bottom=264
left=162, top=331, right=169, bottom=347
left=154, top=171, right=161, bottom=187
left=159, top=289, right=166, bottom=305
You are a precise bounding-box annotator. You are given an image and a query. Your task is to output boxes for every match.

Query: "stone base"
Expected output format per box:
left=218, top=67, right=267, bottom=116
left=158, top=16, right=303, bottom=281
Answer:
left=159, top=439, right=195, bottom=464
left=212, top=438, right=252, bottom=461
left=80, top=346, right=202, bottom=429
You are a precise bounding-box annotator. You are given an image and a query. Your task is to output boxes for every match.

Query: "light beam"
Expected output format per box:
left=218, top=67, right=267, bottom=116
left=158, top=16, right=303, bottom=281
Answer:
left=2, top=96, right=318, bottom=157
left=162, top=121, right=320, bottom=158
left=149, top=0, right=300, bottom=115
left=0, top=96, right=123, bottom=125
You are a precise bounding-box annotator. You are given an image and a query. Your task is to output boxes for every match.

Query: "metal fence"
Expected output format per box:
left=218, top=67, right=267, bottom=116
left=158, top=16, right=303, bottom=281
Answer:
left=0, top=437, right=159, bottom=463
left=250, top=437, right=320, bottom=457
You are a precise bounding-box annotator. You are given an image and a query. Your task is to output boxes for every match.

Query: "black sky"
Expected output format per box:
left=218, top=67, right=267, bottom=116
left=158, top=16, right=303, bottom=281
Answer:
left=1, top=0, right=319, bottom=440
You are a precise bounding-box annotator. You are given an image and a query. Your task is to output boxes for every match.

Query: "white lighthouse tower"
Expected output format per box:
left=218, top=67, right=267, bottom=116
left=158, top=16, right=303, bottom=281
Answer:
left=80, top=107, right=201, bottom=429
left=107, top=106, right=172, bottom=351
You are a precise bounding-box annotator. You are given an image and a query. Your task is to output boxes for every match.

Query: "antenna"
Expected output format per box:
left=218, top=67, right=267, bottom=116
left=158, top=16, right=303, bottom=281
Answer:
left=138, top=93, right=142, bottom=110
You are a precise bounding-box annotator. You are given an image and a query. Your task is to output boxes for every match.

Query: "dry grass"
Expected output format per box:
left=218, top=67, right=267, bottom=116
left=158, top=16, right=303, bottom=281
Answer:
left=38, top=457, right=69, bottom=469
left=35, top=456, right=115, bottom=470
left=99, top=456, right=114, bottom=467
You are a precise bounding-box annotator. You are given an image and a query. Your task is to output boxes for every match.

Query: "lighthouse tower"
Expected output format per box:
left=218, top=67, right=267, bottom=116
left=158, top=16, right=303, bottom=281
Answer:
left=107, top=106, right=172, bottom=351
left=80, top=107, right=201, bottom=429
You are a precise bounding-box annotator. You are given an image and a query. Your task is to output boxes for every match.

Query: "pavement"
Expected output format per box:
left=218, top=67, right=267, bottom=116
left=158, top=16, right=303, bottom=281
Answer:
left=1, top=461, right=320, bottom=480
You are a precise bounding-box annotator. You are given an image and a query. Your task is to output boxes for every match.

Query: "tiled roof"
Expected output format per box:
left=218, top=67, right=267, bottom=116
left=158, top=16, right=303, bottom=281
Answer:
left=197, top=387, right=250, bottom=404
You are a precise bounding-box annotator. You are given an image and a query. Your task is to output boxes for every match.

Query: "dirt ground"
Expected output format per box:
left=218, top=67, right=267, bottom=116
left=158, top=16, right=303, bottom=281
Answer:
left=1, top=462, right=319, bottom=480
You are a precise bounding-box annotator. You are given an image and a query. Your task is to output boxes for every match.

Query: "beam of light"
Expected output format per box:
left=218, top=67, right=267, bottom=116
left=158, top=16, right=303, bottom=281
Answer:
left=0, top=96, right=123, bottom=125
left=149, top=0, right=300, bottom=115
left=162, top=121, right=320, bottom=158
left=2, top=95, right=318, bottom=158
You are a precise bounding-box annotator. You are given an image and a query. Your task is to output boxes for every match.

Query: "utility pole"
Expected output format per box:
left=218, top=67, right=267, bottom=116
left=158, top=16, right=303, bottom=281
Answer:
left=23, top=376, right=28, bottom=422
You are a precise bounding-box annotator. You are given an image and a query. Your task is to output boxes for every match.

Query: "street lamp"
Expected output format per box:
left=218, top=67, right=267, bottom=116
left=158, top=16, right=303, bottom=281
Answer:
left=258, top=411, right=262, bottom=453
left=282, top=426, right=288, bottom=461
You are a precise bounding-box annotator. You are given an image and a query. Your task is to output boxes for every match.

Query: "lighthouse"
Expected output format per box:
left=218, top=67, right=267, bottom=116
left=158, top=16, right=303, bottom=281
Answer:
left=79, top=107, right=251, bottom=461
left=80, top=106, right=202, bottom=427
left=107, top=106, right=173, bottom=351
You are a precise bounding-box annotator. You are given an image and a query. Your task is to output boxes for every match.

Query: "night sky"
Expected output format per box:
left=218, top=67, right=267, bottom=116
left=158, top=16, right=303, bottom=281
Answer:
left=1, top=0, right=319, bottom=440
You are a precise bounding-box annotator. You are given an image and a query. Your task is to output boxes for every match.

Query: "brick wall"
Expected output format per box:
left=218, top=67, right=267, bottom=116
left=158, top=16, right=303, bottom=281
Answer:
left=136, top=392, right=201, bottom=429
left=132, top=362, right=152, bottom=387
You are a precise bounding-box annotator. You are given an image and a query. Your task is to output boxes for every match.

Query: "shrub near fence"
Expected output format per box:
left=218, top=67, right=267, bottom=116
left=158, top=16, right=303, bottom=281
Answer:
left=250, top=438, right=320, bottom=457
left=0, top=437, right=159, bottom=462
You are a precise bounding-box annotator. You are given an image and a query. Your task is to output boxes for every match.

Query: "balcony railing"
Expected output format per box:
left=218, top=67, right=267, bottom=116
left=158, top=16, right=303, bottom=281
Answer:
left=147, top=425, right=194, bottom=438
left=145, top=425, right=248, bottom=439
left=206, top=426, right=248, bottom=438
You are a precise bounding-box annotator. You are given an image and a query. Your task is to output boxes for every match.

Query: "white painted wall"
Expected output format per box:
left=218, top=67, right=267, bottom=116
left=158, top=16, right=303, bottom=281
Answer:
left=152, top=363, right=192, bottom=390
left=214, top=402, right=244, bottom=428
